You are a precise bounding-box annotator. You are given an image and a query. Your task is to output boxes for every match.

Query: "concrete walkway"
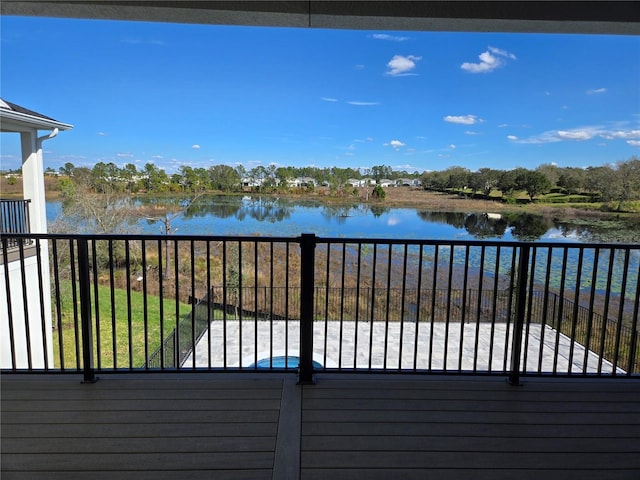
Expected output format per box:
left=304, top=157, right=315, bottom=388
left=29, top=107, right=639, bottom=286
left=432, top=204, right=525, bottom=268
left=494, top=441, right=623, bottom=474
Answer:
left=186, top=320, right=621, bottom=374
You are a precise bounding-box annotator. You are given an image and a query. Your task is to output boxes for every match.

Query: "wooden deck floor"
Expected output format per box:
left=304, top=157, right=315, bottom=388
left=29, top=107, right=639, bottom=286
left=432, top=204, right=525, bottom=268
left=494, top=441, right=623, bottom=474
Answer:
left=2, top=372, right=640, bottom=479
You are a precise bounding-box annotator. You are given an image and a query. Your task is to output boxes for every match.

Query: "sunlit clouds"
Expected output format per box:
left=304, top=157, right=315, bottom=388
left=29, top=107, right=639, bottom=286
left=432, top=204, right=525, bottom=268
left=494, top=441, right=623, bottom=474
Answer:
left=444, top=115, right=483, bottom=125
left=386, top=54, right=421, bottom=76
left=461, top=46, right=516, bottom=73
left=507, top=126, right=640, bottom=145
left=370, top=33, right=410, bottom=42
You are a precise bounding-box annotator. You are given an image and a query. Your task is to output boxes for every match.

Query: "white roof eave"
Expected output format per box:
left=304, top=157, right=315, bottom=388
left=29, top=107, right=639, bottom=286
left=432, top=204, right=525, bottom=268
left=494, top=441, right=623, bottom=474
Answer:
left=0, top=109, right=73, bottom=132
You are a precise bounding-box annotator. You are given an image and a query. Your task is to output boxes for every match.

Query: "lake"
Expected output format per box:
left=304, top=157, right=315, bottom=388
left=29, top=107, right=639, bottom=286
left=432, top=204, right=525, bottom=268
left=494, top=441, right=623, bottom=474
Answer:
left=45, top=194, right=639, bottom=243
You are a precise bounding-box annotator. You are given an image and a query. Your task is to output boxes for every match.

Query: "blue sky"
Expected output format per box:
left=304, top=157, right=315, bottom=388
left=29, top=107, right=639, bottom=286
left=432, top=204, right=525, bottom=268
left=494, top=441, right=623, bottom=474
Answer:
left=1, top=16, right=639, bottom=174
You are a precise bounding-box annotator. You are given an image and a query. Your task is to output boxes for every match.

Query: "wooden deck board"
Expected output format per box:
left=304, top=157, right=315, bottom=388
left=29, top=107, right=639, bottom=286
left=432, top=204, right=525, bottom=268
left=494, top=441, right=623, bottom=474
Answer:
left=300, top=375, right=640, bottom=479
left=2, top=373, right=284, bottom=479
left=2, top=372, right=640, bottom=479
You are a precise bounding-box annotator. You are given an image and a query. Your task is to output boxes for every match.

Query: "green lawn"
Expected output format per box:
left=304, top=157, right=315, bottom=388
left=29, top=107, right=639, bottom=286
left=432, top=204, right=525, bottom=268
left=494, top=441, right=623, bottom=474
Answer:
left=53, top=281, right=191, bottom=369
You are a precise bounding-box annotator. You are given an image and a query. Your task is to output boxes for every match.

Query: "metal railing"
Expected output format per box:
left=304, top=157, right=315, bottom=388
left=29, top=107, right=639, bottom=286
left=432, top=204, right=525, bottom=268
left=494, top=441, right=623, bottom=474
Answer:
left=1, top=233, right=638, bottom=383
left=0, top=199, right=32, bottom=250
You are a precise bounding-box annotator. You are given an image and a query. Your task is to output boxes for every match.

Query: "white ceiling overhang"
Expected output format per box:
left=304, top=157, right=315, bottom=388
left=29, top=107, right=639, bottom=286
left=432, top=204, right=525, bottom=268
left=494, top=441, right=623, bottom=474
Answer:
left=1, top=1, right=639, bottom=35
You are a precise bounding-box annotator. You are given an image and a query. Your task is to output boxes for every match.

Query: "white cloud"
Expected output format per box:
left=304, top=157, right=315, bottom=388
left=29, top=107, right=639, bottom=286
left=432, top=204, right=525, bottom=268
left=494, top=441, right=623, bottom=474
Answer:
left=371, top=33, right=410, bottom=42
left=386, top=54, right=421, bottom=76
left=510, top=125, right=640, bottom=144
left=347, top=101, right=380, bottom=106
left=97, top=132, right=106, bottom=136
left=488, top=46, right=517, bottom=60
left=465, top=131, right=480, bottom=135
left=507, top=135, right=519, bottom=141
left=322, top=97, right=338, bottom=102
left=449, top=144, right=456, bottom=149
left=605, top=129, right=640, bottom=139
left=192, top=144, right=201, bottom=149
left=628, top=140, right=640, bottom=147
left=587, top=87, right=607, bottom=95
left=461, top=46, right=516, bottom=73
left=152, top=155, right=163, bottom=159
left=444, top=114, right=483, bottom=125
left=557, top=130, right=595, bottom=141
left=384, top=140, right=406, bottom=150
left=116, top=152, right=134, bottom=158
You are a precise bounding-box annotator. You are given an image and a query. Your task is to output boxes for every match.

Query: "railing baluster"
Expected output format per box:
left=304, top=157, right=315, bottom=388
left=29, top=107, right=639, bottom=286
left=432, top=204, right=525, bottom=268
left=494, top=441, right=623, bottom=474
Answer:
left=627, top=259, right=640, bottom=375
left=568, top=247, right=585, bottom=374
left=35, top=238, right=49, bottom=370
left=2, top=237, right=17, bottom=370
left=157, top=238, right=165, bottom=369
left=458, top=245, right=470, bottom=372
left=508, top=244, right=530, bottom=386
left=429, top=245, right=439, bottom=371
left=612, top=248, right=630, bottom=374
left=583, top=247, right=600, bottom=373
left=396, top=244, right=407, bottom=370
left=51, top=238, right=65, bottom=370
left=77, top=238, right=97, bottom=383
left=298, top=233, right=316, bottom=384
left=473, top=245, right=485, bottom=372
left=413, top=244, right=424, bottom=371
left=108, top=240, right=117, bottom=369
left=488, top=245, right=500, bottom=373
left=90, top=240, right=101, bottom=370
left=323, top=243, right=331, bottom=368
left=369, top=243, right=378, bottom=370
left=353, top=242, right=362, bottom=370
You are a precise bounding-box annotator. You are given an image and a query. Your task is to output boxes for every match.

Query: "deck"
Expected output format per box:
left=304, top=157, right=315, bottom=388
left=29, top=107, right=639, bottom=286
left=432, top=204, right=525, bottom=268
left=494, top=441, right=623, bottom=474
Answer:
left=2, top=372, right=640, bottom=479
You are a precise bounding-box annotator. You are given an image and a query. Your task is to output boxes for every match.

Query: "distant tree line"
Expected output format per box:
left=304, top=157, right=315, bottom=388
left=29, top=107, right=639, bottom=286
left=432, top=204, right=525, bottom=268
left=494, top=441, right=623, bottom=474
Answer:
left=420, top=157, right=640, bottom=210
left=55, top=161, right=420, bottom=196
left=51, top=157, right=640, bottom=210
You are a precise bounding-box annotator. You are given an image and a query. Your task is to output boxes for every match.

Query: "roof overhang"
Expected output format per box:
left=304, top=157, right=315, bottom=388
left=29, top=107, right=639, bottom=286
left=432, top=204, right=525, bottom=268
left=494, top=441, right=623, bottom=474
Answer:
left=0, top=100, right=73, bottom=133
left=1, top=1, right=639, bottom=35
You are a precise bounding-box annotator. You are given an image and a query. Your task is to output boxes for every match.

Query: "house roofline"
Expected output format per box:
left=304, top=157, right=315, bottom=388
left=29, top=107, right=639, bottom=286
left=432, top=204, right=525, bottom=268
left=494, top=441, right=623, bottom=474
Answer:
left=1, top=99, right=73, bottom=132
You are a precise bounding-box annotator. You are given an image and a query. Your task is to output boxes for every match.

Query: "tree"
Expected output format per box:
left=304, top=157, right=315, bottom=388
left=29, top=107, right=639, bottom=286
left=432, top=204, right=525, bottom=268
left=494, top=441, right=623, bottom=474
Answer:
left=497, top=168, right=527, bottom=199
left=209, top=164, right=240, bottom=191
left=445, top=166, right=470, bottom=193
left=536, top=163, right=561, bottom=188
left=469, top=168, right=500, bottom=196
left=371, top=184, right=386, bottom=200
left=371, top=165, right=393, bottom=182
left=59, top=162, right=75, bottom=177
left=585, top=165, right=617, bottom=201
left=614, top=157, right=640, bottom=207
left=516, top=169, right=552, bottom=201
left=142, top=162, right=169, bottom=192
left=558, top=167, right=586, bottom=195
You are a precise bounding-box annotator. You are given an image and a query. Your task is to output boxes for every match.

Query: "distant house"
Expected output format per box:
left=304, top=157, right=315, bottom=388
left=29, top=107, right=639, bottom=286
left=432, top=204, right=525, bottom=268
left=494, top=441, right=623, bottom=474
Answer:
left=398, top=178, right=422, bottom=187
left=346, top=178, right=362, bottom=187
left=361, top=177, right=376, bottom=186
left=378, top=179, right=394, bottom=187
left=288, top=176, right=316, bottom=188
left=241, top=177, right=265, bottom=188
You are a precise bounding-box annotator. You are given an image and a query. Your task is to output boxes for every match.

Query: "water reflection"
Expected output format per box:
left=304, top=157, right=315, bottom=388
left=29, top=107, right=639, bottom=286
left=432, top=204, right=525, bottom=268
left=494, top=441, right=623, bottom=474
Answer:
left=49, top=195, right=639, bottom=243
left=183, top=196, right=292, bottom=223
left=416, top=211, right=551, bottom=241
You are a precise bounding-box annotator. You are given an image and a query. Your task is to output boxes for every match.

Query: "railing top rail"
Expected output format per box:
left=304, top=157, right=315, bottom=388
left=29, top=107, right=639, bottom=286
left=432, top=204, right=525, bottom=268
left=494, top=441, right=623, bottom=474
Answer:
left=0, top=199, right=31, bottom=204
left=1, top=231, right=639, bottom=251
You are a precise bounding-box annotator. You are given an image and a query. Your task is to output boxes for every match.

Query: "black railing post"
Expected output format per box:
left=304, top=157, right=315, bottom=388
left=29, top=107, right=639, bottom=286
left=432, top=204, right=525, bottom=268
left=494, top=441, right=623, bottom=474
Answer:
left=298, top=233, right=317, bottom=384
left=509, top=244, right=530, bottom=386
left=77, top=238, right=98, bottom=383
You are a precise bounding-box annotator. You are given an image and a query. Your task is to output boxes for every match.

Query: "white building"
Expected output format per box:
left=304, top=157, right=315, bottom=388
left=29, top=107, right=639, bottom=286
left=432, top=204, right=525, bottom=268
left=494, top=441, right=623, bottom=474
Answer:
left=0, top=99, right=72, bottom=369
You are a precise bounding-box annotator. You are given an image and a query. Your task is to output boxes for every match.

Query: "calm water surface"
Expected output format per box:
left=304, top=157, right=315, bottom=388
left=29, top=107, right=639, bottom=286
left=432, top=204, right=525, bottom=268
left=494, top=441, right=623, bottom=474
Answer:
left=47, top=195, right=629, bottom=243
